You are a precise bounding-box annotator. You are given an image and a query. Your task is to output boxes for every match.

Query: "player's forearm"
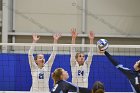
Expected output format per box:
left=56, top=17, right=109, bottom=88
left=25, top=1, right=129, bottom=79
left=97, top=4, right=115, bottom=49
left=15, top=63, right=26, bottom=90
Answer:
left=29, top=40, right=36, bottom=55
left=54, top=39, right=57, bottom=44
left=28, top=43, right=35, bottom=64
left=67, top=82, right=90, bottom=93
left=105, top=51, right=132, bottom=76
left=86, top=56, right=92, bottom=66
left=72, top=38, right=76, bottom=44
left=47, top=46, right=57, bottom=66
left=86, top=47, right=93, bottom=65
left=71, top=37, right=76, bottom=61
left=87, top=38, right=94, bottom=63
left=90, top=39, right=94, bottom=44
left=70, top=47, right=76, bottom=66
left=79, top=87, right=91, bottom=93
left=47, top=37, right=58, bottom=66
left=32, top=39, right=37, bottom=43
left=104, top=51, right=119, bottom=66
left=29, top=46, right=34, bottom=55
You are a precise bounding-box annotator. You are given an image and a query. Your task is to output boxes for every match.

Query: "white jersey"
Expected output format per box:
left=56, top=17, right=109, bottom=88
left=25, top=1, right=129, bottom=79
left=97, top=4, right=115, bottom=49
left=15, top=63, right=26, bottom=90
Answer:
left=70, top=47, right=93, bottom=87
left=28, top=46, right=56, bottom=92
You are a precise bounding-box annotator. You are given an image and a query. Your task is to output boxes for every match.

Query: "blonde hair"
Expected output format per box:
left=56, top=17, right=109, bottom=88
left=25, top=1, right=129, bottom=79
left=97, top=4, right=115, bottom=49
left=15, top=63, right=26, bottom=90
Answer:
left=75, top=52, right=84, bottom=59
left=52, top=68, right=63, bottom=85
left=34, top=53, right=44, bottom=61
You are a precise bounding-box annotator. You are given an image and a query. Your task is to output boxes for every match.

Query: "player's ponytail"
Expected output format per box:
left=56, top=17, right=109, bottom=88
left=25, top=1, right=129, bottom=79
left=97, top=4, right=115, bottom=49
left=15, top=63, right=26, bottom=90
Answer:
left=92, top=81, right=105, bottom=93
left=52, top=68, right=63, bottom=85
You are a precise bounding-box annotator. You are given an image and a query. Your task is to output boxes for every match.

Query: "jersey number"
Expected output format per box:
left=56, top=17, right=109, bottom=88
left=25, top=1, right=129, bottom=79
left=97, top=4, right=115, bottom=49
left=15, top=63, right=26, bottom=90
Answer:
left=135, top=77, right=140, bottom=85
left=78, top=70, right=84, bottom=76
left=39, top=73, right=44, bottom=79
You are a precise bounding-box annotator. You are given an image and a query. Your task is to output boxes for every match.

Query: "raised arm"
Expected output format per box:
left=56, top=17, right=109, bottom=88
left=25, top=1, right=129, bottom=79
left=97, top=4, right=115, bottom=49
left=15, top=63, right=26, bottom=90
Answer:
left=46, top=33, right=61, bottom=67
left=86, top=31, right=94, bottom=66
left=70, top=28, right=78, bottom=66
left=104, top=51, right=131, bottom=76
left=28, top=33, right=40, bottom=68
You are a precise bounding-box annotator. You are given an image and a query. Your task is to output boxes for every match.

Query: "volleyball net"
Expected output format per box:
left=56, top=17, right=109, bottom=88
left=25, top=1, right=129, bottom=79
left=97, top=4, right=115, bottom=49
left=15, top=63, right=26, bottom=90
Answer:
left=0, top=43, right=139, bottom=92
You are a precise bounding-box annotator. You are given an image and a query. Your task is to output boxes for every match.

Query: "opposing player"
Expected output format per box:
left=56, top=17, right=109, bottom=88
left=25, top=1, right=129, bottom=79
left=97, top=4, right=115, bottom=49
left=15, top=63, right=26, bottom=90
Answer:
left=28, top=33, right=61, bottom=92
left=51, top=68, right=91, bottom=93
left=70, top=28, right=94, bottom=87
left=100, top=50, right=140, bottom=93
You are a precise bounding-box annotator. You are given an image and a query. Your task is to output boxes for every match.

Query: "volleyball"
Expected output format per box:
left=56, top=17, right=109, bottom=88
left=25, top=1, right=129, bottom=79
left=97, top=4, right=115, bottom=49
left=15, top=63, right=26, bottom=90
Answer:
left=97, top=39, right=109, bottom=51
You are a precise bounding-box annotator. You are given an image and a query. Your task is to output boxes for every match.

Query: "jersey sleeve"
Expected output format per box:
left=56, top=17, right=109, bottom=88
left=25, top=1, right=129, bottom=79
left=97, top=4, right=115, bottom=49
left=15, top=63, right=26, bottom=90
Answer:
left=65, top=81, right=91, bottom=93
left=79, top=87, right=91, bottom=93
left=104, top=51, right=132, bottom=76
left=70, top=47, right=76, bottom=66
left=28, top=45, right=37, bottom=69
left=85, top=47, right=93, bottom=66
left=45, top=46, right=57, bottom=68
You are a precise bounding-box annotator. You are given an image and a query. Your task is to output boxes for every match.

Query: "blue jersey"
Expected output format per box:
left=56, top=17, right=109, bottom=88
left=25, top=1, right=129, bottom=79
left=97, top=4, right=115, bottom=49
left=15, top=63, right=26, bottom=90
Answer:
left=51, top=80, right=91, bottom=93
left=105, top=51, right=140, bottom=93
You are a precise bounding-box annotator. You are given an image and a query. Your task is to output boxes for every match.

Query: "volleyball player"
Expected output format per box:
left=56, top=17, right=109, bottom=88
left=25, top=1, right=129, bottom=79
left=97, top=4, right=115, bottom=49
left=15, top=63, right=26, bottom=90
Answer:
left=102, top=51, right=140, bottom=93
left=70, top=28, right=94, bottom=87
left=51, top=68, right=105, bottom=93
left=28, top=33, right=61, bottom=92
left=51, top=68, right=91, bottom=93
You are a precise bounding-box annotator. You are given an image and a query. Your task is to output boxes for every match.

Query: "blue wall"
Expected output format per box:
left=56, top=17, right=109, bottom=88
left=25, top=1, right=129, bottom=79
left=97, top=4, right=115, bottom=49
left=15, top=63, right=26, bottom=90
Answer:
left=0, top=53, right=139, bottom=92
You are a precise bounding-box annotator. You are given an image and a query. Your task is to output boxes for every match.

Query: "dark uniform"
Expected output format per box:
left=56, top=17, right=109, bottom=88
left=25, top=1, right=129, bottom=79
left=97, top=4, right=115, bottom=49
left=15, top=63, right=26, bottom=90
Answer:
left=105, top=51, right=140, bottom=93
left=51, top=80, right=91, bottom=93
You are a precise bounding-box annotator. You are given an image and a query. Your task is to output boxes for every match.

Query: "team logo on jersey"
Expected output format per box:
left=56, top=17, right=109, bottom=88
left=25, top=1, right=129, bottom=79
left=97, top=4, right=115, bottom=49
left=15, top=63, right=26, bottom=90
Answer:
left=39, top=73, right=44, bottom=79
left=78, top=70, right=84, bottom=76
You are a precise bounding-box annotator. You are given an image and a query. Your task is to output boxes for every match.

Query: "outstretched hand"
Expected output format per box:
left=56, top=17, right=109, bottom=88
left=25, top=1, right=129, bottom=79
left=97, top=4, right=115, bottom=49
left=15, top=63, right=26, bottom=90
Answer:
left=71, top=28, right=78, bottom=39
left=89, top=31, right=95, bottom=44
left=53, top=33, right=62, bottom=43
left=89, top=31, right=95, bottom=40
left=32, top=33, right=40, bottom=43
